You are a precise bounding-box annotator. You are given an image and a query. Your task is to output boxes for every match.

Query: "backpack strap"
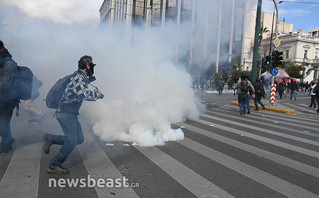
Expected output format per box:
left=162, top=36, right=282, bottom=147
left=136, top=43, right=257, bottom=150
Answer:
left=56, top=71, right=79, bottom=113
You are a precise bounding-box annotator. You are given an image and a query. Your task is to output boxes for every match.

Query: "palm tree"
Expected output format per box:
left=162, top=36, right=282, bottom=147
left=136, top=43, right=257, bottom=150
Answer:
left=259, top=26, right=270, bottom=43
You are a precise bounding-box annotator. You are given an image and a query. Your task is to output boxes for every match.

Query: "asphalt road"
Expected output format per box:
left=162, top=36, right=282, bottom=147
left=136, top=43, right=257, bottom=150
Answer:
left=0, top=90, right=318, bottom=198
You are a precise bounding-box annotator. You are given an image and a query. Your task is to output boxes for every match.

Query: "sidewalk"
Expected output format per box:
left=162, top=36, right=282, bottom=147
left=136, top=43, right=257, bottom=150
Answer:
left=230, top=100, right=295, bottom=114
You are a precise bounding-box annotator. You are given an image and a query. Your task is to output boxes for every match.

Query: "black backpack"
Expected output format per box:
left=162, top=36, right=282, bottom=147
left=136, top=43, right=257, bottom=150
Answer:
left=46, top=72, right=76, bottom=109
left=16, top=66, right=33, bottom=100
left=1, top=59, right=33, bottom=100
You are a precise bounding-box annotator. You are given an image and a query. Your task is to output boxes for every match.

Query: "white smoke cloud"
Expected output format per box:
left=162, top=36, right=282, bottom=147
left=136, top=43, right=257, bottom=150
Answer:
left=0, top=1, right=203, bottom=147
left=0, top=0, right=101, bottom=25
left=0, top=0, right=256, bottom=147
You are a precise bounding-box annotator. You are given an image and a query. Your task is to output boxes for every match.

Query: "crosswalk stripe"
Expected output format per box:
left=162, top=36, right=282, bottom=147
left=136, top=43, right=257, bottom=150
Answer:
left=178, top=122, right=319, bottom=177
left=200, top=113, right=319, bottom=149
left=78, top=133, right=139, bottom=198
left=206, top=109, right=319, bottom=138
left=209, top=107, right=319, bottom=131
left=196, top=116, right=319, bottom=158
left=0, top=143, right=42, bottom=198
left=223, top=104, right=319, bottom=134
left=134, top=146, right=235, bottom=198
left=283, top=102, right=313, bottom=111
left=180, top=137, right=319, bottom=198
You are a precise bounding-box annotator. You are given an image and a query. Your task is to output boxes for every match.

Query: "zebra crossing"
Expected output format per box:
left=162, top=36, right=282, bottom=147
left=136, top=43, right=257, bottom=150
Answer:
left=0, top=104, right=318, bottom=198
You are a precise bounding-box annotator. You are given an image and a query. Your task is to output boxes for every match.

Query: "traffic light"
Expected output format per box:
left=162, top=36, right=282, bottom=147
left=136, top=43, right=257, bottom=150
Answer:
left=272, top=50, right=283, bottom=67
left=265, top=56, right=271, bottom=67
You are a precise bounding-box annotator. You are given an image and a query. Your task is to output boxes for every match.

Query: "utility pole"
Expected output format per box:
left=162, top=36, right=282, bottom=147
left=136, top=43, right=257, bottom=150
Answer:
left=251, top=0, right=262, bottom=83
left=270, top=0, right=279, bottom=106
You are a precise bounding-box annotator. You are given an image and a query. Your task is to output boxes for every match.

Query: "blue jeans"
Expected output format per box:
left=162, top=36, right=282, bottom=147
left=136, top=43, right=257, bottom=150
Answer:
left=243, top=94, right=250, bottom=113
left=290, top=90, right=297, bottom=99
left=238, top=94, right=244, bottom=110
left=238, top=94, right=250, bottom=113
left=254, top=97, right=265, bottom=110
left=50, top=112, right=84, bottom=166
left=0, top=100, right=17, bottom=149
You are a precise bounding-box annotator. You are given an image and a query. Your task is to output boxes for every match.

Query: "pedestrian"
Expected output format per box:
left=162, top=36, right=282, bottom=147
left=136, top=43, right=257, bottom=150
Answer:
left=254, top=79, right=266, bottom=111
left=235, top=73, right=255, bottom=115
left=309, top=82, right=317, bottom=108
left=218, top=79, right=224, bottom=95
left=0, top=40, right=18, bottom=154
left=42, top=55, right=104, bottom=174
left=278, top=80, right=285, bottom=99
left=313, top=81, right=319, bottom=113
left=23, top=75, right=44, bottom=124
left=290, top=79, right=297, bottom=100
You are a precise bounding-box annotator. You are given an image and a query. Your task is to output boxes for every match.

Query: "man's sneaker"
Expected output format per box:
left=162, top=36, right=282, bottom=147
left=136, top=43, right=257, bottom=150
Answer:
left=42, top=133, right=52, bottom=154
left=47, top=166, right=70, bottom=174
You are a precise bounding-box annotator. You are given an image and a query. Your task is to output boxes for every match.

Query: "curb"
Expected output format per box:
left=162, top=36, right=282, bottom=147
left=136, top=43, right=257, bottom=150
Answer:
left=230, top=101, right=295, bottom=115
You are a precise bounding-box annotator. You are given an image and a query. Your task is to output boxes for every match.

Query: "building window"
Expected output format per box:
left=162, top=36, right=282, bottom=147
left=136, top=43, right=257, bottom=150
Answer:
left=285, top=50, right=289, bottom=59
left=304, top=50, right=308, bottom=59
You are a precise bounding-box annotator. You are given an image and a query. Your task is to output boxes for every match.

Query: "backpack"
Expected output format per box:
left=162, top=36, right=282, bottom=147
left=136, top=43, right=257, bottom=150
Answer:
left=240, top=79, right=249, bottom=92
left=46, top=72, right=76, bottom=109
left=1, top=59, right=33, bottom=100
left=16, top=66, right=33, bottom=100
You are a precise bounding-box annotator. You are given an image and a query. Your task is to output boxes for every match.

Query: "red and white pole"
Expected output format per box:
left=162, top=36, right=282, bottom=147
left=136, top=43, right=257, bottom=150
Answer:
left=270, top=84, right=277, bottom=105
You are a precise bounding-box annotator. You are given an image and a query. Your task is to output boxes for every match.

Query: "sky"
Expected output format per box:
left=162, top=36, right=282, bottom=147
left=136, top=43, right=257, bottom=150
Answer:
left=262, top=0, right=319, bottom=32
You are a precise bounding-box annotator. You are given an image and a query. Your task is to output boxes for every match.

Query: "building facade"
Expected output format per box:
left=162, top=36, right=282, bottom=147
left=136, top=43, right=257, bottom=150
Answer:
left=260, top=31, right=319, bottom=81
left=99, top=0, right=249, bottom=75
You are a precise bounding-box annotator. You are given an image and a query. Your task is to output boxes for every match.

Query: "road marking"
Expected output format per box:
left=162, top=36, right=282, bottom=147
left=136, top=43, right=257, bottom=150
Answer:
left=207, top=109, right=319, bottom=137
left=134, top=146, right=235, bottom=198
left=180, top=138, right=319, bottom=198
left=0, top=143, right=41, bottom=198
left=196, top=116, right=319, bottom=158
left=78, top=133, right=139, bottom=198
left=178, top=123, right=319, bottom=177
left=201, top=113, right=319, bottom=147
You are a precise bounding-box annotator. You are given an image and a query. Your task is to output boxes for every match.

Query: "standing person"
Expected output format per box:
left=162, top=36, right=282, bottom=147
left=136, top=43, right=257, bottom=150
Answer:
left=254, top=79, right=266, bottom=111
left=290, top=79, right=297, bottom=100
left=309, top=82, right=317, bottom=108
left=218, top=79, right=224, bottom=95
left=236, top=73, right=255, bottom=115
left=278, top=80, right=286, bottom=100
left=23, top=75, right=44, bottom=124
left=313, top=81, right=319, bottom=113
left=42, top=55, right=103, bottom=174
left=0, top=40, right=18, bottom=154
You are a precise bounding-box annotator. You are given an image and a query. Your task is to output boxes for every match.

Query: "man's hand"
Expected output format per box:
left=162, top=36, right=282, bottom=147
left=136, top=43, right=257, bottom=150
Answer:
left=98, top=91, right=104, bottom=99
left=252, top=94, right=256, bottom=99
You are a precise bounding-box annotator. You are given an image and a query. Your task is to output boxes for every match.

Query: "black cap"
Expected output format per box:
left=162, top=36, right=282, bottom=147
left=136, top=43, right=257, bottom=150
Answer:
left=0, top=40, right=4, bottom=48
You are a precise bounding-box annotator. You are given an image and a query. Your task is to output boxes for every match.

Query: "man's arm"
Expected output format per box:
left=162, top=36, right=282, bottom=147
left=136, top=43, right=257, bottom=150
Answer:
left=71, top=75, right=101, bottom=101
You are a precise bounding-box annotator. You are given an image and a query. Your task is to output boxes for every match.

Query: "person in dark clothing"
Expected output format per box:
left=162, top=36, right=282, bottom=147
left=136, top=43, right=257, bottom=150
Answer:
left=309, top=82, right=317, bottom=108
left=290, top=79, right=297, bottom=100
left=313, top=81, right=319, bottom=113
left=254, top=79, right=266, bottom=111
left=278, top=80, right=286, bottom=99
left=235, top=73, right=255, bottom=115
left=42, top=55, right=104, bottom=174
left=0, top=40, right=18, bottom=154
